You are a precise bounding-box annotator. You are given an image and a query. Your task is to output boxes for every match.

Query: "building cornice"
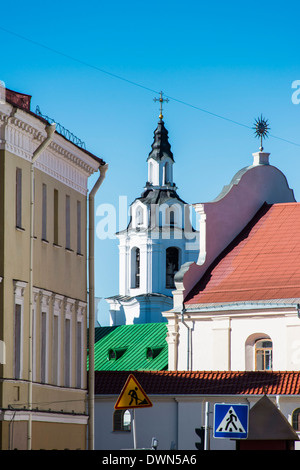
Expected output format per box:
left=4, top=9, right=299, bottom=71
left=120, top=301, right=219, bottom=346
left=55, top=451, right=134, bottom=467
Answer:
left=0, top=105, right=101, bottom=195
left=163, top=301, right=300, bottom=322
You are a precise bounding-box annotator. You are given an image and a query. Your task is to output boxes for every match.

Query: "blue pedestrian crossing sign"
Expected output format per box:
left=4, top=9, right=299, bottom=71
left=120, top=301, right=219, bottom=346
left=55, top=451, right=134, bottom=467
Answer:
left=214, top=403, right=249, bottom=439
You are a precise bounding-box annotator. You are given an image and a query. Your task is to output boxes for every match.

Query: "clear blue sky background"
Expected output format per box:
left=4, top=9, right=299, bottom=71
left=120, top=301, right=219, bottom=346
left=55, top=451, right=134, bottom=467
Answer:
left=2, top=1, right=300, bottom=324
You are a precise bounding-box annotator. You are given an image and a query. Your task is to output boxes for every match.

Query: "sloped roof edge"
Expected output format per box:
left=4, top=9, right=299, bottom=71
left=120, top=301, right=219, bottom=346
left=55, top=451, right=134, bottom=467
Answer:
left=93, top=370, right=300, bottom=396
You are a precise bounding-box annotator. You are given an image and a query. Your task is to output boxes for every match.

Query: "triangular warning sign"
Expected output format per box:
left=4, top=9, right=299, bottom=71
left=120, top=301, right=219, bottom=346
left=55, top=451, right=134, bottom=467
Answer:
left=114, top=374, right=153, bottom=410
left=216, top=406, right=246, bottom=433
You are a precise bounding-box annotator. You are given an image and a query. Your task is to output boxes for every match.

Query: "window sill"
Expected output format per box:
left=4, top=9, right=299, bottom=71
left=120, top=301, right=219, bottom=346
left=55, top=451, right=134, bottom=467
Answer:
left=16, top=226, right=25, bottom=232
left=112, top=430, right=131, bottom=434
left=53, top=243, right=62, bottom=249
left=42, top=239, right=49, bottom=244
left=65, top=247, right=74, bottom=253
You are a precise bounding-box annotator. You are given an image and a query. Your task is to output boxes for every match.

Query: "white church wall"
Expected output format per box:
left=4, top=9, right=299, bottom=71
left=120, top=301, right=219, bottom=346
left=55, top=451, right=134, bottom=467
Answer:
left=174, top=309, right=300, bottom=372
left=287, top=324, right=300, bottom=370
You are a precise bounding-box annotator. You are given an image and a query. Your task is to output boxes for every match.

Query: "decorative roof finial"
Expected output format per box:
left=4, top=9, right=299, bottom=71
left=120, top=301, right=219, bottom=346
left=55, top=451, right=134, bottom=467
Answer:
left=253, top=115, right=270, bottom=151
left=153, top=91, right=169, bottom=121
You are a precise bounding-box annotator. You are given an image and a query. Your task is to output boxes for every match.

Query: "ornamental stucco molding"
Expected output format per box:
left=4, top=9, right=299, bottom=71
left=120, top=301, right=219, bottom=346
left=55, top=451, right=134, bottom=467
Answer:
left=0, top=106, right=99, bottom=195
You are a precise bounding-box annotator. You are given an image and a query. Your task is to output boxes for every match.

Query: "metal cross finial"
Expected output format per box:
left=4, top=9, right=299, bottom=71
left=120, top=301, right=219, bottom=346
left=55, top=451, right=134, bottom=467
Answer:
left=153, top=91, right=169, bottom=121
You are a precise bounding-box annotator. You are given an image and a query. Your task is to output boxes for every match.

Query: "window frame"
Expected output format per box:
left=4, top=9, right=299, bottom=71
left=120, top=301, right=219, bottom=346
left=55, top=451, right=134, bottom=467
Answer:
left=53, top=189, right=59, bottom=245
left=13, top=280, right=27, bottom=380
left=166, top=246, right=179, bottom=289
left=113, top=409, right=132, bottom=432
left=42, top=183, right=47, bottom=241
left=77, top=200, right=82, bottom=255
left=292, top=408, right=300, bottom=431
left=255, top=339, right=273, bottom=371
left=65, top=194, right=71, bottom=250
left=131, top=247, right=140, bottom=289
left=16, top=167, right=22, bottom=229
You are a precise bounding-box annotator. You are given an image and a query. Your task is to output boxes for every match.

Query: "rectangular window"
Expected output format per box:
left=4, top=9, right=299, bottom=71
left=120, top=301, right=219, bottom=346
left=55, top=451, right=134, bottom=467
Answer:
left=53, top=314, right=59, bottom=386
left=16, top=168, right=22, bottom=228
left=65, top=318, right=71, bottom=387
left=54, top=189, right=59, bottom=245
left=77, top=200, right=81, bottom=254
left=66, top=195, right=70, bottom=249
left=14, top=304, right=21, bottom=379
left=41, top=311, right=47, bottom=383
left=76, top=321, right=82, bottom=388
left=42, top=183, right=47, bottom=240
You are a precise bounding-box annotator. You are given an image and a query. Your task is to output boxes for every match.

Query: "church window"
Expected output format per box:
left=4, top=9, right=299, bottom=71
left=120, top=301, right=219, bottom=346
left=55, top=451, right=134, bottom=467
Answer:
left=163, top=161, right=171, bottom=185
left=166, top=247, right=179, bottom=289
left=292, top=408, right=300, bottom=431
left=113, top=410, right=131, bottom=432
left=255, top=339, right=273, bottom=371
left=149, top=161, right=154, bottom=184
left=170, top=211, right=175, bottom=225
left=136, top=207, right=143, bottom=226
left=131, top=247, right=140, bottom=288
left=166, top=207, right=176, bottom=226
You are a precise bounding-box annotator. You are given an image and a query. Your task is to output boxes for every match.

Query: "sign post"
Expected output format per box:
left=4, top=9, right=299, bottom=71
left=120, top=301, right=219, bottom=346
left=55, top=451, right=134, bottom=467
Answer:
left=214, top=403, right=249, bottom=440
left=132, top=409, right=137, bottom=449
left=115, top=374, right=153, bottom=449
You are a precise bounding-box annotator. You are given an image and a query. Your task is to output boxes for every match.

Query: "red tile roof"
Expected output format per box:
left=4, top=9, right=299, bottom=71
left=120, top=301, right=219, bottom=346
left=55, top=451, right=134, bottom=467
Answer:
left=185, top=203, right=300, bottom=305
left=94, top=370, right=300, bottom=396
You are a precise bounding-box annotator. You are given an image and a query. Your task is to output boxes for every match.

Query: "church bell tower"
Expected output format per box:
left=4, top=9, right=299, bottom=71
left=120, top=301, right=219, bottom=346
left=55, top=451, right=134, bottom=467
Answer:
left=106, top=93, right=199, bottom=325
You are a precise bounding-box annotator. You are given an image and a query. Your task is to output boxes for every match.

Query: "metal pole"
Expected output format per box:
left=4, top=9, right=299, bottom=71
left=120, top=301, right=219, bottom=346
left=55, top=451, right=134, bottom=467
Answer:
left=88, top=163, right=108, bottom=450
left=132, top=409, right=137, bottom=449
left=204, top=402, right=209, bottom=450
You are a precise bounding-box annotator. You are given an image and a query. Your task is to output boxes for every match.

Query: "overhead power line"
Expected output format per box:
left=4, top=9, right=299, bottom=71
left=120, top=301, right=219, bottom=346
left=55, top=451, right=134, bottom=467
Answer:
left=1, top=25, right=300, bottom=148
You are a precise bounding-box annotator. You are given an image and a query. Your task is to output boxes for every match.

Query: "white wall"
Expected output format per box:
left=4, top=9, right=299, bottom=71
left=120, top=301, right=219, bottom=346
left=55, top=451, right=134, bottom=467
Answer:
left=94, top=394, right=300, bottom=451
left=175, top=309, right=300, bottom=372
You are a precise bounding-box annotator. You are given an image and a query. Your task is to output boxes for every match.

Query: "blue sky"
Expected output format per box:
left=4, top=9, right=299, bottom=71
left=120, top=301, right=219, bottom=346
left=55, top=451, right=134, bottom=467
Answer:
left=1, top=1, right=300, bottom=324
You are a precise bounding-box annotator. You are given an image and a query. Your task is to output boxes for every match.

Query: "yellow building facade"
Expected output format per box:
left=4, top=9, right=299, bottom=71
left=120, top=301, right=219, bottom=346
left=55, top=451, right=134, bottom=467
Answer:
left=0, top=88, right=104, bottom=449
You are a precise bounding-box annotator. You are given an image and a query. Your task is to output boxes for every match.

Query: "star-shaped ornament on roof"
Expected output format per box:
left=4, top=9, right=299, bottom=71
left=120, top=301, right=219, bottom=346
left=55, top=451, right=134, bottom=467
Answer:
left=253, top=115, right=270, bottom=151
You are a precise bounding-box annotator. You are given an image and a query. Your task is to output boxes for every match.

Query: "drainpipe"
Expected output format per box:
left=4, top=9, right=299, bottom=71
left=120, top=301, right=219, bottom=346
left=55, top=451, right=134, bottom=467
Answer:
left=181, top=307, right=192, bottom=371
left=88, top=163, right=108, bottom=450
left=28, top=122, right=56, bottom=450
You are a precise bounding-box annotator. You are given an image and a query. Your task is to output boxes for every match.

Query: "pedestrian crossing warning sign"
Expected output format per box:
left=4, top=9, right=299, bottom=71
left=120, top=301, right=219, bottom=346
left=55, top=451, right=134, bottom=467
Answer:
left=214, top=403, right=249, bottom=439
left=114, top=374, right=153, bottom=410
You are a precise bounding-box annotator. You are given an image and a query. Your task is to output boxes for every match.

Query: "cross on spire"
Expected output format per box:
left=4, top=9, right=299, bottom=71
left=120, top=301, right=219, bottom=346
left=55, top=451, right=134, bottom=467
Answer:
left=153, top=91, right=169, bottom=121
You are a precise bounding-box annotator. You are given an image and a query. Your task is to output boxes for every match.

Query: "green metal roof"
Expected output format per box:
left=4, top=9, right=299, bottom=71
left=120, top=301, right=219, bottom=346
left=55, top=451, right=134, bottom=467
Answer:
left=88, top=323, right=168, bottom=371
